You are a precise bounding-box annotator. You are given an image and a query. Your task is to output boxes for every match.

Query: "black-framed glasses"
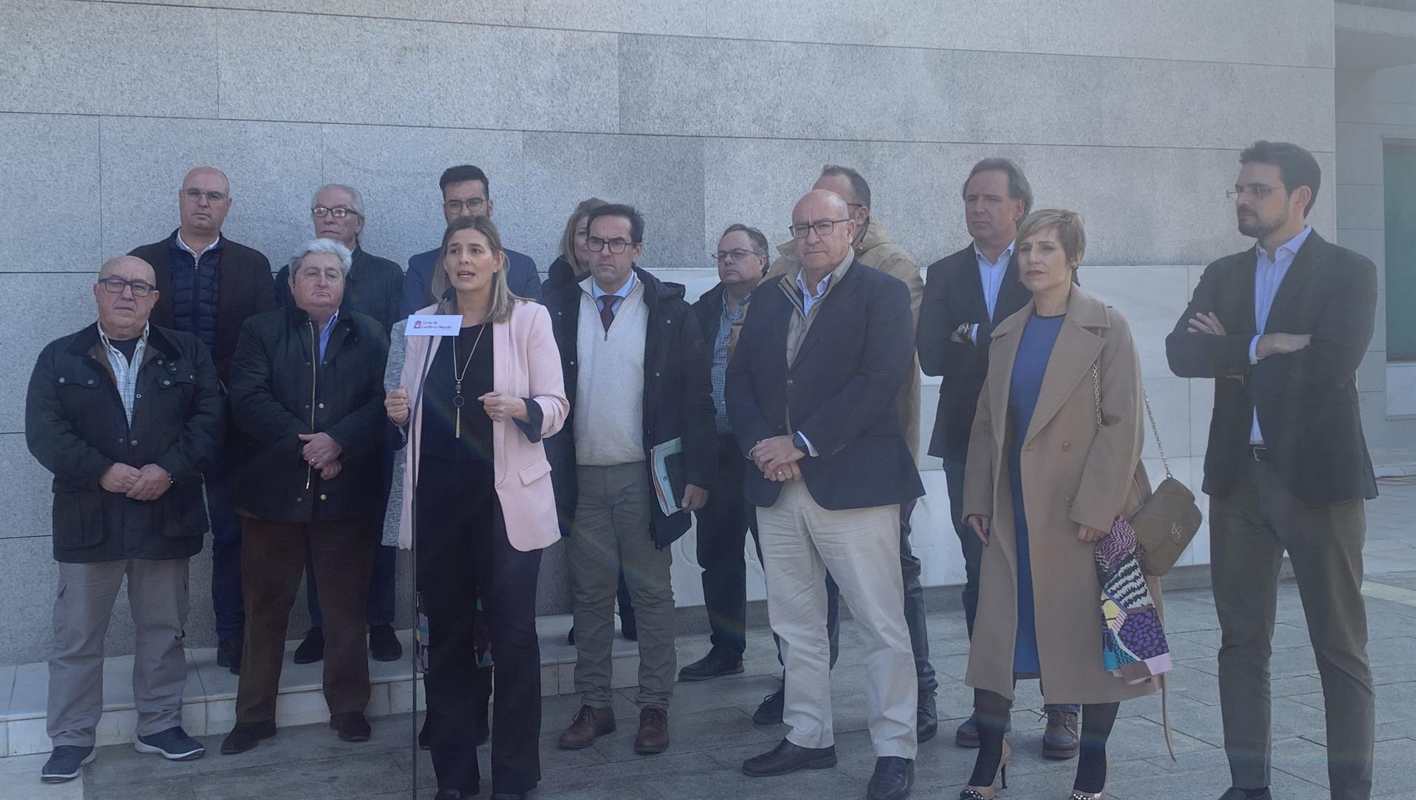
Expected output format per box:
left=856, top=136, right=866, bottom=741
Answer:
left=183, top=188, right=227, bottom=204
left=713, top=248, right=763, bottom=264
left=1226, top=184, right=1277, bottom=200
left=586, top=236, right=634, bottom=254
left=444, top=198, right=486, bottom=214
left=788, top=218, right=850, bottom=239
left=312, top=205, right=360, bottom=219
left=97, top=277, right=156, bottom=298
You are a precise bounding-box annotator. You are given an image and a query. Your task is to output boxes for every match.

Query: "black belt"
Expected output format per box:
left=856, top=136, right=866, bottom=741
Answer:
left=1249, top=445, right=1270, bottom=462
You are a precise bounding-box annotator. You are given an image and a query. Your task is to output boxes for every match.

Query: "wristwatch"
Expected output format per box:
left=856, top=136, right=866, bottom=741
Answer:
left=792, top=431, right=811, bottom=455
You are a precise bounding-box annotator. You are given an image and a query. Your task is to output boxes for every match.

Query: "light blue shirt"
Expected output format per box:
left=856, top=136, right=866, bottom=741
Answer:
left=1247, top=225, right=1312, bottom=443
left=318, top=310, right=340, bottom=361
left=589, top=271, right=638, bottom=316
left=795, top=269, right=833, bottom=316
left=976, top=240, right=1015, bottom=321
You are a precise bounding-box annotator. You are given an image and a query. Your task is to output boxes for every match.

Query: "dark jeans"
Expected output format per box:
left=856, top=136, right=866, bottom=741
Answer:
left=235, top=517, right=374, bottom=725
left=423, top=507, right=542, bottom=795
left=694, top=435, right=756, bottom=657
left=206, top=454, right=244, bottom=643
left=943, top=455, right=982, bottom=636
left=824, top=498, right=937, bottom=695
left=305, top=447, right=397, bottom=628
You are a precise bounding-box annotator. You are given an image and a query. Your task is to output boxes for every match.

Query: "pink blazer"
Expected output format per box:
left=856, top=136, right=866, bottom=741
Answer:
left=393, top=300, right=569, bottom=552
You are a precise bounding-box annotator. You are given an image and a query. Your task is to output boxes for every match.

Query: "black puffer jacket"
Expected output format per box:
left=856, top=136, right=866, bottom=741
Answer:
left=228, top=306, right=388, bottom=523
left=25, top=324, right=223, bottom=563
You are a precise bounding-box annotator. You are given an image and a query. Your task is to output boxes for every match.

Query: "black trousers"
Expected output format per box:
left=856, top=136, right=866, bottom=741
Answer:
left=420, top=493, right=543, bottom=795
left=943, top=455, right=982, bottom=635
left=695, top=434, right=757, bottom=656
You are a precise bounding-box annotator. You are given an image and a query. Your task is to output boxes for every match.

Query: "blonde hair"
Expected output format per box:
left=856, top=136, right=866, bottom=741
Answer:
left=560, top=197, right=608, bottom=276
left=1016, top=208, right=1086, bottom=267
left=429, top=216, right=519, bottom=324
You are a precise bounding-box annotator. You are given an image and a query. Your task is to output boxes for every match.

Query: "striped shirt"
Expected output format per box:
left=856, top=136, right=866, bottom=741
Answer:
left=98, top=322, right=149, bottom=425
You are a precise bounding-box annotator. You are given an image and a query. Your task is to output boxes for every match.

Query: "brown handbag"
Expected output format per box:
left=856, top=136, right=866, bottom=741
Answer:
left=1092, top=363, right=1203, bottom=576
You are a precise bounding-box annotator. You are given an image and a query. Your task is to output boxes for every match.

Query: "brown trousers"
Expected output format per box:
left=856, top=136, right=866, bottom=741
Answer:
left=235, top=517, right=375, bottom=724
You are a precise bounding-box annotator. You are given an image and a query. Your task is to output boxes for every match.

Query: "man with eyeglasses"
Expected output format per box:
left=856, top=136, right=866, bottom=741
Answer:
left=268, top=184, right=406, bottom=668
left=1168, top=141, right=1378, bottom=800
left=678, top=224, right=770, bottom=683
left=130, top=166, right=275, bottom=676
left=755, top=165, right=936, bottom=744
left=544, top=203, right=715, bottom=757
left=731, top=189, right=921, bottom=800
left=400, top=164, right=542, bottom=318
left=27, top=256, right=222, bottom=783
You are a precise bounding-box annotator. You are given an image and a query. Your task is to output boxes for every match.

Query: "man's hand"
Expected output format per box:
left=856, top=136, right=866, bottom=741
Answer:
left=319, top=460, right=342, bottom=481
left=681, top=484, right=709, bottom=511
left=950, top=322, right=975, bottom=345
left=750, top=435, right=806, bottom=474
left=1077, top=524, right=1108, bottom=543
left=479, top=392, right=529, bottom=424
left=125, top=464, right=172, bottom=501
left=386, top=387, right=410, bottom=426
left=765, top=461, right=802, bottom=482
left=298, top=432, right=343, bottom=469
left=100, top=463, right=141, bottom=494
left=1255, top=333, right=1311, bottom=359
left=1187, top=311, right=1228, bottom=336
left=966, top=514, right=991, bottom=544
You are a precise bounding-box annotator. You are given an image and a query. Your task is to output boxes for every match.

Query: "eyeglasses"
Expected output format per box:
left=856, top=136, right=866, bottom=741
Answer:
left=97, top=277, right=156, bottom=298
left=444, top=198, right=486, bottom=214
left=312, top=205, right=360, bottom=219
left=713, top=249, right=763, bottom=264
left=788, top=218, right=850, bottom=239
left=183, top=188, right=228, bottom=204
left=1226, top=184, right=1277, bottom=200
left=586, top=236, right=635, bottom=254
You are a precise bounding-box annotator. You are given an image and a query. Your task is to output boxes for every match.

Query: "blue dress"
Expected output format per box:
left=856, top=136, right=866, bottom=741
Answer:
left=1007, top=313, right=1065, bottom=676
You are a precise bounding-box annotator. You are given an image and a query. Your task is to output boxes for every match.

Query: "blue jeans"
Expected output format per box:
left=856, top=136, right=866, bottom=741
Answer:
left=206, top=454, right=244, bottom=643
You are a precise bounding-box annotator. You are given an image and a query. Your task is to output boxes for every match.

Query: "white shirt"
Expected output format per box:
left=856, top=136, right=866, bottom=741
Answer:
left=176, top=231, right=222, bottom=260
left=1247, top=225, right=1313, bottom=444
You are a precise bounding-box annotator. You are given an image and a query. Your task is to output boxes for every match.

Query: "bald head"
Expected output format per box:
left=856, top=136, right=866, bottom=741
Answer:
left=99, top=255, right=156, bottom=284
left=94, top=256, right=158, bottom=339
left=179, top=166, right=232, bottom=241
left=791, top=189, right=856, bottom=275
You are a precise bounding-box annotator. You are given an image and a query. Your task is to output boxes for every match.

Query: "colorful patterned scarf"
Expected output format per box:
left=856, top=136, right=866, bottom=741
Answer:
left=1095, top=516, right=1173, bottom=683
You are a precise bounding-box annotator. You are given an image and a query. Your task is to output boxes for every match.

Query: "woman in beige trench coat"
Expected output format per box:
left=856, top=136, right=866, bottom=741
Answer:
left=958, top=210, right=1158, bottom=800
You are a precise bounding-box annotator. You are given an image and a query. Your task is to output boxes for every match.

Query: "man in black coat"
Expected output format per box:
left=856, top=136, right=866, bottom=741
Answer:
left=273, top=184, right=404, bottom=666
left=26, top=255, right=222, bottom=783
left=1167, top=141, right=1377, bottom=800
left=129, top=166, right=275, bottom=674
left=544, top=204, right=714, bottom=757
left=730, top=190, right=922, bottom=800
left=219, top=240, right=389, bottom=756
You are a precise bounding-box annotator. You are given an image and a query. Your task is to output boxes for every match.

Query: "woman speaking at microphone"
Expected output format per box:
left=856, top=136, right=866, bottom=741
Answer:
left=384, top=215, right=568, bottom=800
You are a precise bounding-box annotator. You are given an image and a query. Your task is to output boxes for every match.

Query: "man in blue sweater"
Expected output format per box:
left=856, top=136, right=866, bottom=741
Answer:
left=400, top=164, right=542, bottom=317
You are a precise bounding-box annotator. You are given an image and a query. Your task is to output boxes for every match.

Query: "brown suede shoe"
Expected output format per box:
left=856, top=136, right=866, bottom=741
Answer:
left=633, top=705, right=669, bottom=755
left=557, top=705, right=615, bottom=750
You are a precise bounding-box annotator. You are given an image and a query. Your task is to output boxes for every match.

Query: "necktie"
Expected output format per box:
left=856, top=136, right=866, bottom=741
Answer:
left=598, top=295, right=617, bottom=332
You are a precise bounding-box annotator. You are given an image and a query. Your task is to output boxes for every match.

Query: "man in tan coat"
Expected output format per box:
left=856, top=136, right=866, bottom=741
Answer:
left=756, top=165, right=937, bottom=742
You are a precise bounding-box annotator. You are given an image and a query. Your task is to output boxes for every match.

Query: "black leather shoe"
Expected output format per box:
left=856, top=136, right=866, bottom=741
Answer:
left=742, top=738, right=837, bottom=777
left=293, top=627, right=324, bottom=664
left=917, top=692, right=938, bottom=744
left=217, top=638, right=242, bottom=675
left=954, top=715, right=980, bottom=748
left=867, top=756, right=914, bottom=800
left=330, top=712, right=371, bottom=742
left=678, top=648, right=745, bottom=682
left=753, top=687, right=785, bottom=726
left=220, top=721, right=276, bottom=754
left=369, top=624, right=402, bottom=662
left=1217, top=789, right=1272, bottom=800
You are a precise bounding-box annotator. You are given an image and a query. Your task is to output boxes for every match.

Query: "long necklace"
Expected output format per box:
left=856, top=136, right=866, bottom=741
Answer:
left=451, top=325, right=486, bottom=438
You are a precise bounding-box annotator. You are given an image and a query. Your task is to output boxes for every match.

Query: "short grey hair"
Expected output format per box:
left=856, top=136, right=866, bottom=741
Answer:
left=291, top=238, right=353, bottom=276
left=963, top=158, right=1033, bottom=216
left=311, top=183, right=365, bottom=217
left=820, top=164, right=871, bottom=209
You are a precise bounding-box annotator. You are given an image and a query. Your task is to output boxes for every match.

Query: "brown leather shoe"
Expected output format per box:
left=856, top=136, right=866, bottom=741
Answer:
left=1042, top=708, right=1079, bottom=760
left=557, top=705, right=615, bottom=750
left=633, top=705, right=669, bottom=755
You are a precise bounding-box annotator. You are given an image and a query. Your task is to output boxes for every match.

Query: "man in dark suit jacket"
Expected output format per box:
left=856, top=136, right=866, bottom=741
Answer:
left=129, top=166, right=274, bottom=676
left=1167, top=141, right=1377, bottom=800
left=730, top=190, right=922, bottom=800
left=400, top=164, right=541, bottom=317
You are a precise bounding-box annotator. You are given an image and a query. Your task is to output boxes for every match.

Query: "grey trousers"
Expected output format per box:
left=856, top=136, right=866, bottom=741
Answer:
left=48, top=558, right=190, bottom=747
left=1211, top=458, right=1374, bottom=800
left=569, top=462, right=676, bottom=708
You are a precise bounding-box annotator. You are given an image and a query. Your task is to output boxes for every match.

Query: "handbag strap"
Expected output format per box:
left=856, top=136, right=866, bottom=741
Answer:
left=1090, top=361, right=1173, bottom=480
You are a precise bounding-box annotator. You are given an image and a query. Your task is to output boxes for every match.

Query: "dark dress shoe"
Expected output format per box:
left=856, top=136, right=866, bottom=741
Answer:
left=369, top=624, right=402, bottom=662
left=293, top=627, right=324, bottom=664
left=330, top=712, right=371, bottom=742
left=917, top=692, right=938, bottom=744
left=633, top=705, right=669, bottom=754
left=678, top=648, right=745, bottom=682
left=1217, top=789, right=1272, bottom=800
left=742, top=738, right=837, bottom=777
left=867, top=756, right=914, bottom=800
left=753, top=687, right=785, bottom=726
left=954, top=715, right=980, bottom=748
left=1042, top=708, right=1079, bottom=759
left=217, top=638, right=242, bottom=675
left=220, top=721, right=276, bottom=754
left=558, top=705, right=615, bottom=750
